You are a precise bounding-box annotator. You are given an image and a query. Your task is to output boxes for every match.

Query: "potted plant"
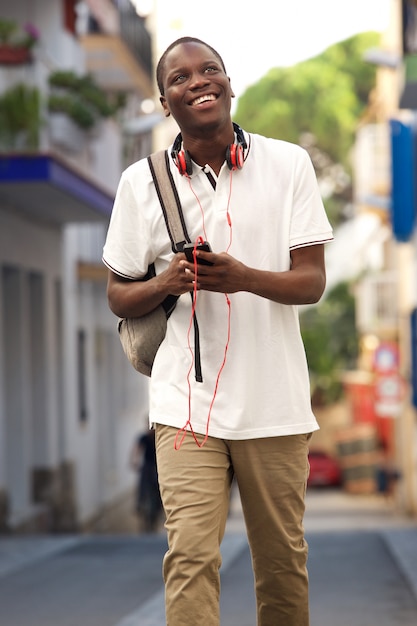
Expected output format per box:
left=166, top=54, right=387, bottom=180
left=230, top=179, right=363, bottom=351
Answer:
left=47, top=70, right=125, bottom=152
left=0, top=19, right=39, bottom=65
left=48, top=94, right=95, bottom=130
left=48, top=70, right=125, bottom=130
left=47, top=93, right=93, bottom=153
left=0, top=83, right=41, bottom=150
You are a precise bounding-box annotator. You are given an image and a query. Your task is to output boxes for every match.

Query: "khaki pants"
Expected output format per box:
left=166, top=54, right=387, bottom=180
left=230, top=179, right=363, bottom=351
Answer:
left=155, top=424, right=311, bottom=626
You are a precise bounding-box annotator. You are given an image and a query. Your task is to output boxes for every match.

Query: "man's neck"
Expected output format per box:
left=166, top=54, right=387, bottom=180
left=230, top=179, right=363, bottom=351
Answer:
left=181, top=125, right=235, bottom=176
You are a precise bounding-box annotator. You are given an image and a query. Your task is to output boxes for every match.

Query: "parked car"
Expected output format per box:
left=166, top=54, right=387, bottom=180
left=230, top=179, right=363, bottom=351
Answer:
left=307, top=449, right=342, bottom=488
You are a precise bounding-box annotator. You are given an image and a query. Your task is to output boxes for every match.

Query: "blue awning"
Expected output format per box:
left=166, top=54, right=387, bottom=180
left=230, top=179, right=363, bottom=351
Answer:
left=0, top=153, right=114, bottom=225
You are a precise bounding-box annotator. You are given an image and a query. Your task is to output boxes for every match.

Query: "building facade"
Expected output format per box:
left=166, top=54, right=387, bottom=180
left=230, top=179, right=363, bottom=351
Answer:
left=352, top=0, right=417, bottom=513
left=0, top=0, right=156, bottom=532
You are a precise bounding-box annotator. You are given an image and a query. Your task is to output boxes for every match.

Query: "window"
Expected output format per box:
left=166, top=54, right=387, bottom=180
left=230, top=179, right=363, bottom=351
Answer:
left=77, top=329, right=88, bottom=421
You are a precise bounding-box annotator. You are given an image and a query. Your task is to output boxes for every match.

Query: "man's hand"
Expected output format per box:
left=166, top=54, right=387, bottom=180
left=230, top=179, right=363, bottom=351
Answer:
left=181, top=244, right=326, bottom=305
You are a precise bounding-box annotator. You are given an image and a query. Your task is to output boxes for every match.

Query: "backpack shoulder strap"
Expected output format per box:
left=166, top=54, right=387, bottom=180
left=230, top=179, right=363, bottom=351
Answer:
left=147, top=150, right=190, bottom=252
left=147, top=150, right=203, bottom=381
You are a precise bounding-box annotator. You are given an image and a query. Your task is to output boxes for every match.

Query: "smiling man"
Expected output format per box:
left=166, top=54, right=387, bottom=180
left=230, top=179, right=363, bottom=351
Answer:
left=103, top=37, right=333, bottom=626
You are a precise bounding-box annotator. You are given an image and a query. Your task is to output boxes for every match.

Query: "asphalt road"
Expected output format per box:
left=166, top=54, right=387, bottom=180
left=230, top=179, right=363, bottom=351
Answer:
left=1, top=490, right=417, bottom=626
left=220, top=531, right=417, bottom=626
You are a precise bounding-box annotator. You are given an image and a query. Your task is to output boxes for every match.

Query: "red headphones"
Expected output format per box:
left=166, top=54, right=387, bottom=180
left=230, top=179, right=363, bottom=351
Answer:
left=171, top=123, right=247, bottom=176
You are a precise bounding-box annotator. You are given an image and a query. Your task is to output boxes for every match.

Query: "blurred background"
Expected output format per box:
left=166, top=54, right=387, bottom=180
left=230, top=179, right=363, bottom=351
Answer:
left=0, top=0, right=416, bottom=536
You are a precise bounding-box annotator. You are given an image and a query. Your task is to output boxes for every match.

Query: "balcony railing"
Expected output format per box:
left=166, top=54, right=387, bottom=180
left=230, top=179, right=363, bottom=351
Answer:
left=84, top=1, right=153, bottom=90
left=355, top=271, right=398, bottom=335
left=119, top=6, right=152, bottom=78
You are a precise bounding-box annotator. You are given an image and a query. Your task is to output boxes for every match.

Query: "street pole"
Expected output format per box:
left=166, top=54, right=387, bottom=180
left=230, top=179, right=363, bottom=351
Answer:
left=396, top=242, right=417, bottom=515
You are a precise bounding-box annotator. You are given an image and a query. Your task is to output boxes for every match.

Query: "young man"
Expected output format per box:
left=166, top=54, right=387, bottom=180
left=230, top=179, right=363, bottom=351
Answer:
left=103, top=37, right=333, bottom=626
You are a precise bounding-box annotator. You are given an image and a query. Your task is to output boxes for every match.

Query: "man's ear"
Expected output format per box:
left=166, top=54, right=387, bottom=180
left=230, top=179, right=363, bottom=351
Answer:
left=228, top=77, right=235, bottom=98
left=160, top=96, right=170, bottom=117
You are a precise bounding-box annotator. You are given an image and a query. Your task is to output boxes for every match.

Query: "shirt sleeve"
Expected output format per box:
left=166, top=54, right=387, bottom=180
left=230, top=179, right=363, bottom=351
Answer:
left=289, top=148, right=334, bottom=250
left=102, top=161, right=155, bottom=279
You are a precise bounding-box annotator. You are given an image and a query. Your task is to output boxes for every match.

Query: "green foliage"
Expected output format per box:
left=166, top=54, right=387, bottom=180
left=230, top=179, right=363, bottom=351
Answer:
left=300, top=281, right=359, bottom=406
left=234, top=32, right=380, bottom=228
left=0, top=19, right=17, bottom=43
left=238, top=61, right=357, bottom=165
left=319, top=31, right=379, bottom=107
left=0, top=83, right=41, bottom=150
left=0, top=18, right=39, bottom=48
left=48, top=94, right=95, bottom=129
left=48, top=71, right=125, bottom=130
left=235, top=32, right=379, bottom=168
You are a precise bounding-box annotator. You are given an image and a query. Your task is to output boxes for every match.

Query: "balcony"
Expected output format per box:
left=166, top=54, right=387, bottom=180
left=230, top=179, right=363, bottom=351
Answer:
left=353, top=123, right=390, bottom=221
left=355, top=271, right=399, bottom=336
left=0, top=153, right=114, bottom=224
left=80, top=1, right=153, bottom=97
left=0, top=4, right=155, bottom=226
left=0, top=76, right=115, bottom=225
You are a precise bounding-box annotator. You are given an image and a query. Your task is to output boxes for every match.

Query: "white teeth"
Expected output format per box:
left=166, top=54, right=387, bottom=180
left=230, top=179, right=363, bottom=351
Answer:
left=192, top=94, right=216, bottom=105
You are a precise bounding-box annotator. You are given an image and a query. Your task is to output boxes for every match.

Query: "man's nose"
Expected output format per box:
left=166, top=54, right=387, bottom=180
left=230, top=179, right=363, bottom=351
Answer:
left=189, top=71, right=209, bottom=89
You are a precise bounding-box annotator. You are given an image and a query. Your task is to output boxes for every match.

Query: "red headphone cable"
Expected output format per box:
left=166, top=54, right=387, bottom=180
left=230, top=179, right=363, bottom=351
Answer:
left=174, top=263, right=231, bottom=450
left=175, top=171, right=234, bottom=449
left=174, top=170, right=233, bottom=450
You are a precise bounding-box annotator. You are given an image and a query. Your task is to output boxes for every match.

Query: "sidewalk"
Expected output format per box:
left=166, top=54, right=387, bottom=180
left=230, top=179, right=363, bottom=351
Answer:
left=224, top=486, right=417, bottom=606
left=0, top=488, right=416, bottom=623
left=304, top=488, right=417, bottom=603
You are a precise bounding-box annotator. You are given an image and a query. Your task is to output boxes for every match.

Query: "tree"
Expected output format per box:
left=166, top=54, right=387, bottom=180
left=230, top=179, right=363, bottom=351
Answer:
left=300, top=282, right=359, bottom=406
left=234, top=31, right=380, bottom=226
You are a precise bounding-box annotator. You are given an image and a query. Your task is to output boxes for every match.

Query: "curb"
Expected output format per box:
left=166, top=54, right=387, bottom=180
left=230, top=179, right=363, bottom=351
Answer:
left=381, top=528, right=417, bottom=603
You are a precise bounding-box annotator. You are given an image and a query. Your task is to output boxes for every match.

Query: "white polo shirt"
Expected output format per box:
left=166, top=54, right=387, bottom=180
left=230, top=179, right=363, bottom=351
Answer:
left=103, top=131, right=334, bottom=440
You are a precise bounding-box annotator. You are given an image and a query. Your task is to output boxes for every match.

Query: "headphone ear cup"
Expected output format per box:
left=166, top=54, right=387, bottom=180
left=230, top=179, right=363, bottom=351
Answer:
left=175, top=150, right=193, bottom=176
left=175, top=150, right=187, bottom=176
left=226, top=143, right=244, bottom=171
left=171, top=133, right=193, bottom=176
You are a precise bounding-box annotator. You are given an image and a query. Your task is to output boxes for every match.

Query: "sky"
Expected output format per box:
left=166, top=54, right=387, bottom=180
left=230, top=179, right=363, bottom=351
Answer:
left=134, top=0, right=392, bottom=101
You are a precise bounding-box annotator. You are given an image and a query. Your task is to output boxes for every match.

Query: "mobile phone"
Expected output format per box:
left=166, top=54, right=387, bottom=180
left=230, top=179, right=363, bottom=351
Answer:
left=183, top=241, right=213, bottom=265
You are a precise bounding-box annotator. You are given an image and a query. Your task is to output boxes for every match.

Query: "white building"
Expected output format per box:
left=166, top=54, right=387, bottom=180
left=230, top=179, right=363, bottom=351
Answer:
left=351, top=0, right=417, bottom=513
left=0, top=0, right=156, bottom=532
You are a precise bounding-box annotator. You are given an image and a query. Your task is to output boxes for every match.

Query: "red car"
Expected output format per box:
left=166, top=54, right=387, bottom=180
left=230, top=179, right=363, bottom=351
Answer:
left=307, top=450, right=342, bottom=488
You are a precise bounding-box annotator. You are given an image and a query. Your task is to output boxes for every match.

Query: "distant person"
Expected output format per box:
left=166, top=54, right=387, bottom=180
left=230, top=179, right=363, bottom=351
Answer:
left=129, top=429, right=163, bottom=532
left=104, top=37, right=333, bottom=626
left=375, top=441, right=401, bottom=502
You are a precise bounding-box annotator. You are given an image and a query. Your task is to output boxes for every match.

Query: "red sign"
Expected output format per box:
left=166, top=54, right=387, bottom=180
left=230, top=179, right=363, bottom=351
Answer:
left=374, top=373, right=405, bottom=417
left=373, top=342, right=400, bottom=375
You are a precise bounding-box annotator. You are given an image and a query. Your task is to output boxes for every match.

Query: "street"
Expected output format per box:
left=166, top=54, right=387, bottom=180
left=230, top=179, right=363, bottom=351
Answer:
left=0, top=489, right=417, bottom=626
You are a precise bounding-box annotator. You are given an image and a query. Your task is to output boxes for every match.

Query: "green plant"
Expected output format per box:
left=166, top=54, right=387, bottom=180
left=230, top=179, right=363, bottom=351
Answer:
left=0, top=18, right=39, bottom=48
left=47, top=70, right=125, bottom=130
left=0, top=19, right=17, bottom=43
left=48, top=94, right=95, bottom=130
left=18, top=22, right=39, bottom=50
left=0, top=83, right=41, bottom=150
left=300, top=281, right=359, bottom=407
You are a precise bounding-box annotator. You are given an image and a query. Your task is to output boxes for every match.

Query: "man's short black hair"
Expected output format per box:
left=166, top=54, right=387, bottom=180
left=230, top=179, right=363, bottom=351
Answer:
left=156, top=37, right=227, bottom=96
